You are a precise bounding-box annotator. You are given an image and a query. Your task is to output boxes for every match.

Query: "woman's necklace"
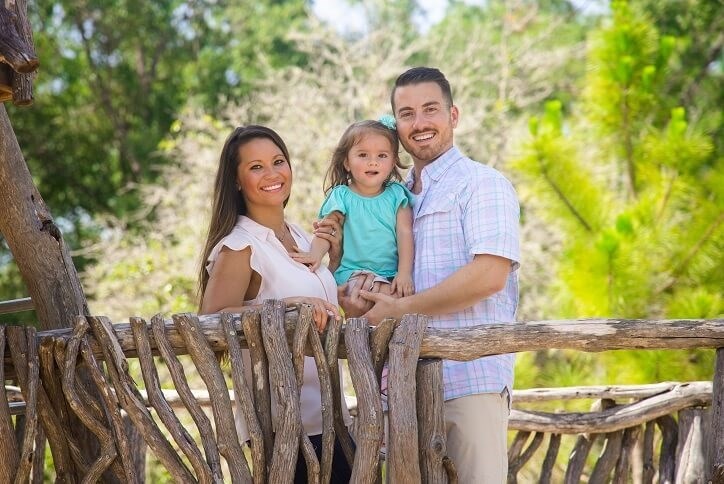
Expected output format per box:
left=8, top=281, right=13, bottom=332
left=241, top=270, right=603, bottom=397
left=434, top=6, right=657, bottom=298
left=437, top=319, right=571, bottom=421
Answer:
left=275, top=222, right=288, bottom=244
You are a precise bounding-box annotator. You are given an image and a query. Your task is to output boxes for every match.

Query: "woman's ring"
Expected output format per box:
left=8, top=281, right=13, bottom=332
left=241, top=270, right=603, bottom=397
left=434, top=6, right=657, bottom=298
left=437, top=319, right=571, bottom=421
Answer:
left=331, top=229, right=336, bottom=236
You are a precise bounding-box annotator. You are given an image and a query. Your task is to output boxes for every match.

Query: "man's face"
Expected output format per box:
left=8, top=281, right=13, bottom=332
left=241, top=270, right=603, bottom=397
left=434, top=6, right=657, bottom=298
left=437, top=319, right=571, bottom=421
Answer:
left=393, top=81, right=458, bottom=164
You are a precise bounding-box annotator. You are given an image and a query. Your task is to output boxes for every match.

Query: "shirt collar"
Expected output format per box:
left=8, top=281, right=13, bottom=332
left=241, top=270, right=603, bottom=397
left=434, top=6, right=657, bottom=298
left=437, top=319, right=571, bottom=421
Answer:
left=237, top=215, right=274, bottom=240
left=405, top=146, right=463, bottom=188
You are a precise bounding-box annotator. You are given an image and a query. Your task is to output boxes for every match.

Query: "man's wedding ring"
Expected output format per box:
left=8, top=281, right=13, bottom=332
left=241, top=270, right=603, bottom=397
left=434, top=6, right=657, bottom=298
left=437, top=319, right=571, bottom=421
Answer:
left=331, top=229, right=336, bottom=236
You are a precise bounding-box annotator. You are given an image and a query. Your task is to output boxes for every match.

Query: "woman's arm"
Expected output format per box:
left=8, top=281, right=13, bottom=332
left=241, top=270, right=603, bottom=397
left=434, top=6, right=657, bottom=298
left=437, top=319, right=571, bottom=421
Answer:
left=391, top=205, right=414, bottom=296
left=200, top=246, right=340, bottom=330
left=200, top=247, right=254, bottom=314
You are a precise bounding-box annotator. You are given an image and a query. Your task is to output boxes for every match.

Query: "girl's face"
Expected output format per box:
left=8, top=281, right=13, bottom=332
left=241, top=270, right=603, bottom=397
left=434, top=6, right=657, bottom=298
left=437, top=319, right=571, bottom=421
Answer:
left=236, top=137, right=292, bottom=211
left=344, top=133, right=396, bottom=197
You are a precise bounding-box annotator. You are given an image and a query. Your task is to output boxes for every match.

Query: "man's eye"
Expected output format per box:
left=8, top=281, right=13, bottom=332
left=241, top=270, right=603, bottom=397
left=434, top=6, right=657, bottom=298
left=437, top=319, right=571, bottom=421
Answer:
left=399, top=112, right=413, bottom=118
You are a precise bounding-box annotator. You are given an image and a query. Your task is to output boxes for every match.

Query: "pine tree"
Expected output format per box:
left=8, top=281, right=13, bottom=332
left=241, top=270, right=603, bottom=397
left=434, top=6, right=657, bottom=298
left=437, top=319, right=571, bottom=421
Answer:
left=514, top=1, right=723, bottom=383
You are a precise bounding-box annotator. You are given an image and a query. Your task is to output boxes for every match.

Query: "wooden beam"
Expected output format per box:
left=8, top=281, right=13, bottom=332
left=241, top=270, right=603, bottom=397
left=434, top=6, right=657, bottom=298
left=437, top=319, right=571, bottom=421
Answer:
left=0, top=3, right=38, bottom=75
left=26, top=315, right=724, bottom=365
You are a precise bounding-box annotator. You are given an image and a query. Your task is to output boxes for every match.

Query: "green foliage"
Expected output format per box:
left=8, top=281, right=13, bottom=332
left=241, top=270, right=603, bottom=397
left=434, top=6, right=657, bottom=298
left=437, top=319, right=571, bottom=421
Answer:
left=513, top=1, right=722, bottom=382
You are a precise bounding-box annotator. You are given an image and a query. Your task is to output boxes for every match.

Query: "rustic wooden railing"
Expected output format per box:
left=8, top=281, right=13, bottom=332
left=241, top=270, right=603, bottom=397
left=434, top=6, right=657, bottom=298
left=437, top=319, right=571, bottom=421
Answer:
left=1, top=300, right=723, bottom=483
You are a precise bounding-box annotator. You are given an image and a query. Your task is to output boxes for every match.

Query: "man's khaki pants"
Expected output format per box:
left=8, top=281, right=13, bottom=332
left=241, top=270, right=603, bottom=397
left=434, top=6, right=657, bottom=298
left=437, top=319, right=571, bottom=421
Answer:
left=444, top=391, right=509, bottom=483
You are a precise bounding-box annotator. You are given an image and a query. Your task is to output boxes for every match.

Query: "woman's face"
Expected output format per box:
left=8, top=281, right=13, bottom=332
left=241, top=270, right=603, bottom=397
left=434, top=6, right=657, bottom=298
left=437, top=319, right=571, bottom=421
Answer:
left=236, top=137, right=292, bottom=210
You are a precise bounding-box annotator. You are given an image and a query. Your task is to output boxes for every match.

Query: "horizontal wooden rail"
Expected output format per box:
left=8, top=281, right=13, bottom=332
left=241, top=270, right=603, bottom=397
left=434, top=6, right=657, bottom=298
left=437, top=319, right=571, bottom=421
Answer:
left=19, top=313, right=724, bottom=365
left=0, top=297, right=33, bottom=315
left=509, top=381, right=712, bottom=434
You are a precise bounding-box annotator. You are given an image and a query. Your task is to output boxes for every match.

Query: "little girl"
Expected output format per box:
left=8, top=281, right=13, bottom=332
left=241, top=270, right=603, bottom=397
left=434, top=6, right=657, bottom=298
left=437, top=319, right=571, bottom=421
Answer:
left=293, top=119, right=415, bottom=297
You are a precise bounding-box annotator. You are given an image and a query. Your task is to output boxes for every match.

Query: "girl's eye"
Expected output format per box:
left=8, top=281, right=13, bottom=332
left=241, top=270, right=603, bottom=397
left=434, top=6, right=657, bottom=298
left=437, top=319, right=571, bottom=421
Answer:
left=358, top=152, right=367, bottom=157
left=379, top=153, right=388, bottom=159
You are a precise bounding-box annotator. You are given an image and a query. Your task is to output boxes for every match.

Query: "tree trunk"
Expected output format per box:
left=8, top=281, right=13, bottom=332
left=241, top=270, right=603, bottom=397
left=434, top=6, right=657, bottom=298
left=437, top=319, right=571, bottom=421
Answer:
left=0, top=104, right=88, bottom=329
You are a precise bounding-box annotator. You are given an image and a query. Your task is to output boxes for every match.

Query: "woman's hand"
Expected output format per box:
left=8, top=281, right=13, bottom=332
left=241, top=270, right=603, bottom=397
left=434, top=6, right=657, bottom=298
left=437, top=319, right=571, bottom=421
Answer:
left=314, top=212, right=344, bottom=272
left=284, top=296, right=340, bottom=331
left=391, top=273, right=415, bottom=297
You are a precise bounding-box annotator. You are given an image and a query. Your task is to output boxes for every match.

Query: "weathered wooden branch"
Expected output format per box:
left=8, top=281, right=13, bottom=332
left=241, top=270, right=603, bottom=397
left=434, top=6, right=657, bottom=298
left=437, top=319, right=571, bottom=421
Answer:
left=416, top=359, right=446, bottom=484
left=612, top=425, right=639, bottom=483
left=5, top=0, right=37, bottom=105
left=8, top=326, right=76, bottom=482
left=292, top=308, right=320, bottom=484
left=0, top=3, right=38, bottom=75
left=150, top=314, right=223, bottom=482
left=386, top=314, right=427, bottom=483
left=657, top=415, right=678, bottom=483
left=324, top=311, right=355, bottom=467
left=89, top=315, right=194, bottom=483
left=241, top=311, right=274, bottom=468
left=222, top=312, right=264, bottom=484
left=0, top=327, right=19, bottom=483
left=77, top=318, right=139, bottom=484
left=563, top=434, right=595, bottom=484
left=131, top=317, right=214, bottom=484
left=61, top=322, right=121, bottom=483
left=306, top=314, right=335, bottom=484
left=509, top=382, right=711, bottom=434
left=26, top=317, right=724, bottom=371
left=172, top=313, right=250, bottom=482
left=539, top=433, right=561, bottom=484
left=261, top=300, right=301, bottom=483
left=711, top=347, right=724, bottom=482
left=345, top=317, right=383, bottom=483
left=0, top=63, right=11, bottom=102
left=512, top=382, right=687, bottom=403
left=675, top=407, right=709, bottom=483
left=14, top=327, right=38, bottom=484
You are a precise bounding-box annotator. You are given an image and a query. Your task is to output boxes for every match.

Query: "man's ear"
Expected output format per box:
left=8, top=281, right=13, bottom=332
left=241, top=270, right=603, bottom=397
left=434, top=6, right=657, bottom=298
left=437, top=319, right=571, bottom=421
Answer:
left=450, top=105, right=460, bottom=128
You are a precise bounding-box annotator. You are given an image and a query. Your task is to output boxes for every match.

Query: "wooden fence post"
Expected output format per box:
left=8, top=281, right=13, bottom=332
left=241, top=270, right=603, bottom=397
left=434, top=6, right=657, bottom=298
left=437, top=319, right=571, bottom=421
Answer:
left=416, top=359, right=446, bottom=483
left=710, top=347, right=724, bottom=482
left=386, top=314, right=428, bottom=484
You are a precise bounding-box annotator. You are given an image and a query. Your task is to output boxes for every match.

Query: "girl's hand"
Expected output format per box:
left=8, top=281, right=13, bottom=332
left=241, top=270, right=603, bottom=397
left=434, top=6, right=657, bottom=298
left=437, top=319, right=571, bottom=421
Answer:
left=314, top=212, right=344, bottom=271
left=284, top=296, right=340, bottom=331
left=289, top=248, right=323, bottom=271
left=391, top=273, right=415, bottom=297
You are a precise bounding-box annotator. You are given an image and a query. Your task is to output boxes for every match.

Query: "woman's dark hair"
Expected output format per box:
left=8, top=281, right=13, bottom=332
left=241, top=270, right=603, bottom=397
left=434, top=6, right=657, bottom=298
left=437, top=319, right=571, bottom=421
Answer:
left=324, top=120, right=407, bottom=194
left=198, top=125, right=291, bottom=304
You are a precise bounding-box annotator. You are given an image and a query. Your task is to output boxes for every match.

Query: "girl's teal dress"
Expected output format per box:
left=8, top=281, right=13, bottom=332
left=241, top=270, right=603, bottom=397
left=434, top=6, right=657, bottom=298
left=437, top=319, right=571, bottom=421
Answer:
left=318, top=182, right=414, bottom=285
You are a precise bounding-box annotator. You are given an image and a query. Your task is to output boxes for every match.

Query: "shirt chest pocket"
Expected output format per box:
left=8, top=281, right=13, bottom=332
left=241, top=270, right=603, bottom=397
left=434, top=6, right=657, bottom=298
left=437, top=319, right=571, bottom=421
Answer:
left=414, top=191, right=465, bottom=263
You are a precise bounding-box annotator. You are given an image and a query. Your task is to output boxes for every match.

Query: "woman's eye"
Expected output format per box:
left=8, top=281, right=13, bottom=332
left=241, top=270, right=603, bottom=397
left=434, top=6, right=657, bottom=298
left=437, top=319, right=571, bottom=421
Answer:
left=250, top=164, right=262, bottom=170
left=274, top=158, right=286, bottom=165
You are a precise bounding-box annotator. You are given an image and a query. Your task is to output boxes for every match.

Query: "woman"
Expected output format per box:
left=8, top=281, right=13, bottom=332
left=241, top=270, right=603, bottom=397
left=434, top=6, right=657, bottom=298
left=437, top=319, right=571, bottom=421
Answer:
left=198, top=125, right=352, bottom=482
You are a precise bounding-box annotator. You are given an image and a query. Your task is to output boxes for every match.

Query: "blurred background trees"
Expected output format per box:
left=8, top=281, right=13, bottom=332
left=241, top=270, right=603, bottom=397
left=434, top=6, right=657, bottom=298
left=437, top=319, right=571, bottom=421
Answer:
left=1, top=0, right=721, bottom=386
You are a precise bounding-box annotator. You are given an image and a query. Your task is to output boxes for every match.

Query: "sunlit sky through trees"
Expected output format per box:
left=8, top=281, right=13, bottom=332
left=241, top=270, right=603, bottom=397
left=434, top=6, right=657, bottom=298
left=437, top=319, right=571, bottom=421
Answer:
left=312, top=0, right=609, bottom=34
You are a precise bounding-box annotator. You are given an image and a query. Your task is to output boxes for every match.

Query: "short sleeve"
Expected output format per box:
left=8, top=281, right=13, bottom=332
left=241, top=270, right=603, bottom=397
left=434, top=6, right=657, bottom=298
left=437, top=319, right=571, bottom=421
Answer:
left=386, top=181, right=415, bottom=210
left=462, top=174, right=521, bottom=270
left=318, top=186, right=349, bottom=218
left=205, top=230, right=253, bottom=276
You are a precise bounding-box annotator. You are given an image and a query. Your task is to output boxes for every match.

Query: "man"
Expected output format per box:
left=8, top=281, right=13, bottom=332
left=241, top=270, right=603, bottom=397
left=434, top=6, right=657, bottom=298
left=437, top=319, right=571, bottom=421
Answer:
left=358, top=67, right=520, bottom=483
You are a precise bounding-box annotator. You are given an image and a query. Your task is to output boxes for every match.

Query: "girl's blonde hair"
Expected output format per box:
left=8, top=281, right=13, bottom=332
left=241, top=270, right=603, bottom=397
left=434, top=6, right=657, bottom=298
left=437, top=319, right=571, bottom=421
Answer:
left=323, top=120, right=408, bottom=194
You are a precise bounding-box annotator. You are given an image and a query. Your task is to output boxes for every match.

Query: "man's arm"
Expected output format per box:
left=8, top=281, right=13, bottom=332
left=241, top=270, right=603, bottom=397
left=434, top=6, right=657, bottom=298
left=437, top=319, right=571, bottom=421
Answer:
left=361, top=253, right=511, bottom=324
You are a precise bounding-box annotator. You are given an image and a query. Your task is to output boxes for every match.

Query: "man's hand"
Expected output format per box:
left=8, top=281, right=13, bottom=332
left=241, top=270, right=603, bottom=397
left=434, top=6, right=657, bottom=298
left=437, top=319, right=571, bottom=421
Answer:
left=337, top=272, right=382, bottom=318
left=314, top=212, right=344, bottom=272
left=359, top=290, right=404, bottom=325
